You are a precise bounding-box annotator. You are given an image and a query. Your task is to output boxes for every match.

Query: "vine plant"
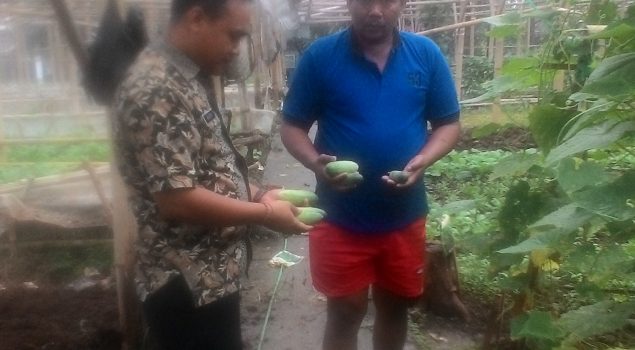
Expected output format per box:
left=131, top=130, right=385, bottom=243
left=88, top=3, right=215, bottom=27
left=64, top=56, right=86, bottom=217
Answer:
left=468, top=1, right=635, bottom=348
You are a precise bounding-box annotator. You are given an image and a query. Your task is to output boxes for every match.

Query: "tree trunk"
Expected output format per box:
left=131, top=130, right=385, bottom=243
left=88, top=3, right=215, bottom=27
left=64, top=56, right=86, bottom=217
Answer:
left=419, top=241, right=471, bottom=321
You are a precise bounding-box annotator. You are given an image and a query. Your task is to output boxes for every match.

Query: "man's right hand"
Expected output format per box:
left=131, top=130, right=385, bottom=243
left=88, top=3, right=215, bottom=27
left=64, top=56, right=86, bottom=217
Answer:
left=262, top=200, right=313, bottom=235
left=311, top=154, right=358, bottom=191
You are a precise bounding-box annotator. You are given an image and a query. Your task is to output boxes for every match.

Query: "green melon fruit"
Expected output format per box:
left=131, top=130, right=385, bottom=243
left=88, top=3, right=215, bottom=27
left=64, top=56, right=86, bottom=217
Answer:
left=325, top=160, right=359, bottom=177
left=278, top=189, right=318, bottom=206
left=296, top=207, right=326, bottom=225
left=388, top=170, right=410, bottom=184
left=344, top=172, right=364, bottom=186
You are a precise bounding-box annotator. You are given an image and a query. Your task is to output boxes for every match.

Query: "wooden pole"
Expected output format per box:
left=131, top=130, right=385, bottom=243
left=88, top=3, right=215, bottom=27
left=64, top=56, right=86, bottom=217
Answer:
left=252, top=2, right=264, bottom=109
left=453, top=0, right=467, bottom=99
left=468, top=0, right=476, bottom=56
left=48, top=0, right=87, bottom=68
left=487, top=0, right=496, bottom=60
left=516, top=1, right=525, bottom=55
left=84, top=162, right=113, bottom=227
left=111, top=163, right=141, bottom=350
left=92, top=1, right=143, bottom=348
left=492, top=0, right=504, bottom=122
left=416, top=5, right=552, bottom=36
left=269, top=27, right=284, bottom=111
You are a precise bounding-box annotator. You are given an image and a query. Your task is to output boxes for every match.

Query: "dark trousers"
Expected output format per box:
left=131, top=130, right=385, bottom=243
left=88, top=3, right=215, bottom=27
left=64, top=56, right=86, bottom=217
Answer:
left=142, top=275, right=243, bottom=350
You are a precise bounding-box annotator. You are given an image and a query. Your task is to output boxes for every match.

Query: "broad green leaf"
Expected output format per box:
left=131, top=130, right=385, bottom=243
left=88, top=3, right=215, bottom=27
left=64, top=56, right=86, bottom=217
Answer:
left=563, top=244, right=599, bottom=275
left=440, top=200, right=477, bottom=214
left=498, top=181, right=549, bottom=240
left=464, top=58, right=542, bottom=101
left=571, top=171, right=635, bottom=220
left=561, top=106, right=621, bottom=142
left=559, top=301, right=635, bottom=341
left=556, top=158, right=612, bottom=193
left=574, top=281, right=606, bottom=300
left=588, top=23, right=635, bottom=40
left=586, top=0, right=619, bottom=25
left=529, top=105, right=575, bottom=154
left=498, top=234, right=551, bottom=254
left=511, top=311, right=563, bottom=341
left=490, top=152, right=541, bottom=179
left=470, top=123, right=502, bottom=138
left=486, top=75, right=532, bottom=93
left=587, top=245, right=633, bottom=283
left=567, top=91, right=603, bottom=103
left=503, top=57, right=541, bottom=76
left=581, top=53, right=635, bottom=97
left=546, top=120, right=635, bottom=165
left=528, top=204, right=594, bottom=234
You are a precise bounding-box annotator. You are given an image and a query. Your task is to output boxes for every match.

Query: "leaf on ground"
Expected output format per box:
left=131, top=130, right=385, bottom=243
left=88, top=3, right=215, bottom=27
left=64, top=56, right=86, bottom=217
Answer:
left=511, top=311, right=562, bottom=341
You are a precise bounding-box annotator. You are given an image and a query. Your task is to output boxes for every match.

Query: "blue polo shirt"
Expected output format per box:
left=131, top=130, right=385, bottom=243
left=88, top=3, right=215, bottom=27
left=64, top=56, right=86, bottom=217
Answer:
left=283, top=28, right=459, bottom=234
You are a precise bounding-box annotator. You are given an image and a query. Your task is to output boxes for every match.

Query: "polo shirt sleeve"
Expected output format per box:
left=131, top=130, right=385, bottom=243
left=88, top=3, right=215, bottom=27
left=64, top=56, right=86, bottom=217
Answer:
left=120, top=87, right=197, bottom=193
left=425, top=44, right=460, bottom=122
left=282, top=50, right=321, bottom=129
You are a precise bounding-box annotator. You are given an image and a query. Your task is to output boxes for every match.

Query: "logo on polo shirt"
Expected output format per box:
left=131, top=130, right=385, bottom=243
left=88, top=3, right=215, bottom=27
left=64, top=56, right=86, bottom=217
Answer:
left=408, top=72, right=423, bottom=88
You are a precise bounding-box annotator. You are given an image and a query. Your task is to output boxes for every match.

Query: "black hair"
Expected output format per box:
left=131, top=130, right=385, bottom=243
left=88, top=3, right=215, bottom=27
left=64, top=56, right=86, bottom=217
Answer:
left=170, top=0, right=231, bottom=22
left=83, top=0, right=147, bottom=105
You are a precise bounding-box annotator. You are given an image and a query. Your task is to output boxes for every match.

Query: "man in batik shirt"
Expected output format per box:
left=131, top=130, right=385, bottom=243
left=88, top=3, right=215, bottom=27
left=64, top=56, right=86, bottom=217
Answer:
left=112, top=0, right=310, bottom=349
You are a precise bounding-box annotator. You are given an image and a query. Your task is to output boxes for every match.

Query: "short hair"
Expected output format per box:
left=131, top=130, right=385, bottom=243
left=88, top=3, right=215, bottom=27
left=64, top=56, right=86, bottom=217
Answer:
left=170, top=0, right=230, bottom=21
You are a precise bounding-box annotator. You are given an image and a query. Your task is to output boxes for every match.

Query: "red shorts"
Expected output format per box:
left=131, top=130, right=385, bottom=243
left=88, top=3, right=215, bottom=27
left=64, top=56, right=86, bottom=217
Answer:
left=309, top=218, right=427, bottom=298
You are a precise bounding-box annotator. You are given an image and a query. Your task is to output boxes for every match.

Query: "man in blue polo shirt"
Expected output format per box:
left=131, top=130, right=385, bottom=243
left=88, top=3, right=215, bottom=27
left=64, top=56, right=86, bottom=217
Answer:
left=281, top=0, right=460, bottom=349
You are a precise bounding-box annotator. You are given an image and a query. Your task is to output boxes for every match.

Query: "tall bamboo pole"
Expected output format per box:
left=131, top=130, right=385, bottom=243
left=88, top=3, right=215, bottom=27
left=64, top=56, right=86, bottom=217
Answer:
left=48, top=0, right=87, bottom=68
left=469, top=1, right=476, bottom=56
left=253, top=2, right=264, bottom=109
left=105, top=1, right=142, bottom=348
left=492, top=0, right=505, bottom=122
left=487, top=0, right=496, bottom=60
left=453, top=0, right=467, bottom=99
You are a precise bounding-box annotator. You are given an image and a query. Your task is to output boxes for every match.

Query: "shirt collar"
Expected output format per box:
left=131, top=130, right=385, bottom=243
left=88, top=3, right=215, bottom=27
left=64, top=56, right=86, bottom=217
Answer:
left=154, top=39, right=201, bottom=81
left=347, top=26, right=402, bottom=56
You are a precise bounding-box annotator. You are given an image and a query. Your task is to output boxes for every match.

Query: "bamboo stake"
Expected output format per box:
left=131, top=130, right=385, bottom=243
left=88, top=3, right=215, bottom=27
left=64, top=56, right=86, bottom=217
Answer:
left=252, top=2, right=264, bottom=109
left=416, top=4, right=552, bottom=35
left=97, top=1, right=142, bottom=348
left=469, top=7, right=475, bottom=56
left=453, top=0, right=467, bottom=99
left=83, top=162, right=113, bottom=227
left=492, top=0, right=505, bottom=122
left=269, top=25, right=284, bottom=111
left=48, top=0, right=87, bottom=67
left=487, top=0, right=496, bottom=60
left=112, top=163, right=141, bottom=350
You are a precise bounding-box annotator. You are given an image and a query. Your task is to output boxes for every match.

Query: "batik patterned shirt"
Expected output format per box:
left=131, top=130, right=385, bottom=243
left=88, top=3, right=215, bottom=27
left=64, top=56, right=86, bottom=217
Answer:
left=112, top=41, right=251, bottom=306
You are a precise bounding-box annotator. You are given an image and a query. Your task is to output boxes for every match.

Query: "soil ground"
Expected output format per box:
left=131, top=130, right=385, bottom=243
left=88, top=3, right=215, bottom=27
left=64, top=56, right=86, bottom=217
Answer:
left=0, top=126, right=532, bottom=350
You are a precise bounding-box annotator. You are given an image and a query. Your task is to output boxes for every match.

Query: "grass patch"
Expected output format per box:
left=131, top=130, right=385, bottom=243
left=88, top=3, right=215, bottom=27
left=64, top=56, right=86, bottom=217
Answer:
left=0, top=142, right=111, bottom=184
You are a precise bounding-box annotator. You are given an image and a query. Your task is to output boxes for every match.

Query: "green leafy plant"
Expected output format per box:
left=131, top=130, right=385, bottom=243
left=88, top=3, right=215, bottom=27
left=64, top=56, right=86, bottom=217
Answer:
left=464, top=2, right=635, bottom=348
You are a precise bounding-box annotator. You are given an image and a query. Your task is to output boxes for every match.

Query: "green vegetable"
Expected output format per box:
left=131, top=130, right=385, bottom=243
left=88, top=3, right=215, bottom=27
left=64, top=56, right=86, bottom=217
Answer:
left=278, top=189, right=318, bottom=206
left=388, top=170, right=410, bottom=184
left=325, top=160, right=359, bottom=177
left=296, top=207, right=326, bottom=225
left=344, top=172, right=364, bottom=186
